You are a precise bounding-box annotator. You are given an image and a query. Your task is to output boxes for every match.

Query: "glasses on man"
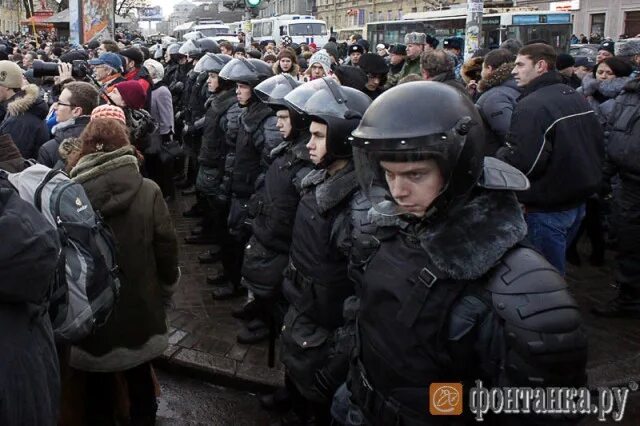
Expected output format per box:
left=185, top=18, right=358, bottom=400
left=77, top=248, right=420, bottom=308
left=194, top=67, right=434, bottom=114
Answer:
left=56, top=100, right=74, bottom=107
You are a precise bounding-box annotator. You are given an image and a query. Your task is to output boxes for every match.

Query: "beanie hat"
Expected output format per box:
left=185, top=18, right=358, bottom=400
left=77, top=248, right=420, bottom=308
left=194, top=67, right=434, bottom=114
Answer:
left=556, top=53, right=575, bottom=71
left=119, top=47, right=144, bottom=66
left=114, top=80, right=146, bottom=109
left=91, top=104, right=126, bottom=123
left=358, top=53, right=389, bottom=75
left=277, top=47, right=298, bottom=63
left=333, top=65, right=367, bottom=92
left=616, top=40, right=640, bottom=57
left=0, top=60, right=23, bottom=89
left=308, top=49, right=332, bottom=75
left=322, top=41, right=339, bottom=63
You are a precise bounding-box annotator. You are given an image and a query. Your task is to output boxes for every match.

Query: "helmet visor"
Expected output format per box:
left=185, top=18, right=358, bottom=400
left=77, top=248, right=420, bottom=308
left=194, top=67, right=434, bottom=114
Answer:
left=284, top=77, right=360, bottom=121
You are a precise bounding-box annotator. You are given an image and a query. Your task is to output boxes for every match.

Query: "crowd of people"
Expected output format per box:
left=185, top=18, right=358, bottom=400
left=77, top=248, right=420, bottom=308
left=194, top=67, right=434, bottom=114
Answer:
left=0, top=26, right=639, bottom=425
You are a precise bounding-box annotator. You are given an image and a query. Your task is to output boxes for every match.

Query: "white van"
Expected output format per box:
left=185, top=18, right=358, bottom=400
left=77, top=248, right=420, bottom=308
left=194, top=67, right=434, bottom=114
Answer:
left=251, top=15, right=329, bottom=46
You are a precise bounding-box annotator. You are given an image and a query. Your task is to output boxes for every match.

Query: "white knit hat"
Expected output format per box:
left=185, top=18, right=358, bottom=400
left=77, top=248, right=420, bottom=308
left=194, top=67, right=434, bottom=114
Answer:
left=143, top=58, right=164, bottom=81
left=0, top=60, right=23, bottom=89
left=308, top=49, right=332, bottom=75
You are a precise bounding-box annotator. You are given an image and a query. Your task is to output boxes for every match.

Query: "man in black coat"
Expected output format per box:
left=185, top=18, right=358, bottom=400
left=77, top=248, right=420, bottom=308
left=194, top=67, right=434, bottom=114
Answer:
left=498, top=43, right=604, bottom=275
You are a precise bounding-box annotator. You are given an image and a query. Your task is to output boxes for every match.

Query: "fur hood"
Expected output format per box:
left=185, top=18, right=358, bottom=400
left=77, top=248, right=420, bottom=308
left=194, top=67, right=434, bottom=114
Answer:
left=581, top=74, right=633, bottom=99
left=461, top=57, right=483, bottom=84
left=370, top=189, right=527, bottom=280
left=301, top=161, right=358, bottom=213
left=478, top=62, right=515, bottom=93
left=273, top=62, right=301, bottom=77
left=5, top=84, right=48, bottom=119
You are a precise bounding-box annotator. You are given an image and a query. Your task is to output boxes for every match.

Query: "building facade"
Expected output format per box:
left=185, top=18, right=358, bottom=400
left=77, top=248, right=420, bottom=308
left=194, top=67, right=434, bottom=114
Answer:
left=168, top=0, right=198, bottom=32
left=260, top=0, right=315, bottom=17
left=0, top=0, right=22, bottom=34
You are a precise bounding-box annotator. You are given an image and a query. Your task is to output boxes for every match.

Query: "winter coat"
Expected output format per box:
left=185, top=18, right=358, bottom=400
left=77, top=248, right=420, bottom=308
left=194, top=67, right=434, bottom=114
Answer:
left=475, top=62, right=520, bottom=155
left=273, top=62, right=302, bottom=80
left=430, top=70, right=468, bottom=95
left=149, top=82, right=174, bottom=135
left=579, top=74, right=633, bottom=124
left=498, top=71, right=604, bottom=211
left=37, top=115, right=90, bottom=168
left=68, top=145, right=179, bottom=372
left=0, top=84, right=49, bottom=160
left=0, top=176, right=60, bottom=426
left=0, top=134, right=26, bottom=172
left=387, top=55, right=421, bottom=88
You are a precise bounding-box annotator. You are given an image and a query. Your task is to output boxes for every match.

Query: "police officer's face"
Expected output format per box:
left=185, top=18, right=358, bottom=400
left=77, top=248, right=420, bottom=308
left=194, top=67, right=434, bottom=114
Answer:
left=380, top=159, right=444, bottom=217
left=350, top=52, right=362, bottom=64
left=276, top=109, right=292, bottom=139
left=236, top=83, right=252, bottom=105
left=512, top=54, right=546, bottom=87
left=207, top=72, right=219, bottom=92
left=307, top=121, right=328, bottom=165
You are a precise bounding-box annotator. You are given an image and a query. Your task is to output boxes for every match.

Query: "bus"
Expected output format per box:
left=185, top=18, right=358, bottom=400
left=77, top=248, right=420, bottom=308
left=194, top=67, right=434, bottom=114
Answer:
left=251, top=15, right=329, bottom=46
left=365, top=8, right=573, bottom=52
left=193, top=21, right=231, bottom=37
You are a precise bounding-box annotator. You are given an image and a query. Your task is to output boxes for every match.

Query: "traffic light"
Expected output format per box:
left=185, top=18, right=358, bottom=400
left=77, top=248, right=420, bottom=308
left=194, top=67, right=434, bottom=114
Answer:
left=245, top=0, right=261, bottom=7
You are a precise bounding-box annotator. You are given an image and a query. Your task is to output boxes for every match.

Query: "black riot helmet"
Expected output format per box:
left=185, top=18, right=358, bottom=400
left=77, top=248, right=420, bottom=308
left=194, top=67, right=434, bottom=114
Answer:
left=255, top=74, right=308, bottom=139
left=219, top=57, right=273, bottom=86
left=195, top=38, right=221, bottom=54
left=194, top=53, right=233, bottom=73
left=350, top=81, right=485, bottom=219
left=285, top=77, right=371, bottom=165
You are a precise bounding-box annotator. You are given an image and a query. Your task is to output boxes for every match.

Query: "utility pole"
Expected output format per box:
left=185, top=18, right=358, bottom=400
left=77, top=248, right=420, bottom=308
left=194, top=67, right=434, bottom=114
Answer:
left=464, top=0, right=483, bottom=60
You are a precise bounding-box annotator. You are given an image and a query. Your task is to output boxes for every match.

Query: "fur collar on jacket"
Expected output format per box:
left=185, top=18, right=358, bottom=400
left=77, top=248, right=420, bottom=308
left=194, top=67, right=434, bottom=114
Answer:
left=70, top=145, right=139, bottom=184
left=581, top=74, right=633, bottom=99
left=301, top=161, right=358, bottom=213
left=6, top=84, right=40, bottom=117
left=461, top=57, right=483, bottom=84
left=273, top=62, right=301, bottom=78
left=478, top=62, right=515, bottom=93
left=370, top=189, right=527, bottom=280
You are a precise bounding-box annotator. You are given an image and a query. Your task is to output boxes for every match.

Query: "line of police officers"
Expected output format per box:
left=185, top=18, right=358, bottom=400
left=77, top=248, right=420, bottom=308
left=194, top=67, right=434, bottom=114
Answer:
left=159, top=38, right=588, bottom=424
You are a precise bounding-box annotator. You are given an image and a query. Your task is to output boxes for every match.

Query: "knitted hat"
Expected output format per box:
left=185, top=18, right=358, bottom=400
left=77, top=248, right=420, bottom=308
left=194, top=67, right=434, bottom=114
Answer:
left=308, top=49, right=332, bottom=75
left=0, top=60, right=23, bottom=89
left=277, top=47, right=298, bottom=63
left=616, top=40, right=640, bottom=57
left=114, top=80, right=146, bottom=109
left=323, top=42, right=339, bottom=61
left=281, top=35, right=292, bottom=47
left=556, top=53, right=575, bottom=71
left=91, top=104, right=126, bottom=123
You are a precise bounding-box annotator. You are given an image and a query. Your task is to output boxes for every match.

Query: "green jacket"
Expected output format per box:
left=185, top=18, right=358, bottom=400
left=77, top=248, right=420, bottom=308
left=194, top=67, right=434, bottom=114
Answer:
left=385, top=56, right=422, bottom=89
left=69, top=145, right=179, bottom=372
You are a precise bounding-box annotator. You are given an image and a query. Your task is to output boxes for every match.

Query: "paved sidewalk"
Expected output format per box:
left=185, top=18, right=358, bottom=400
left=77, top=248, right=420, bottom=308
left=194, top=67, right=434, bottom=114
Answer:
left=159, top=192, right=640, bottom=392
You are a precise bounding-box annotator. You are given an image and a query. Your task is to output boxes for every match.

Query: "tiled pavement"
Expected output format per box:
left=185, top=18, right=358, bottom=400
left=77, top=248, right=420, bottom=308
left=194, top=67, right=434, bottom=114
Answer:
left=159, top=191, right=640, bottom=392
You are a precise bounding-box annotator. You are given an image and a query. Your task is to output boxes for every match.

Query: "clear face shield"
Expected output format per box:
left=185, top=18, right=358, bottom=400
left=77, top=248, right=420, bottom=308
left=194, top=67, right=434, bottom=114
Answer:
left=351, top=127, right=470, bottom=218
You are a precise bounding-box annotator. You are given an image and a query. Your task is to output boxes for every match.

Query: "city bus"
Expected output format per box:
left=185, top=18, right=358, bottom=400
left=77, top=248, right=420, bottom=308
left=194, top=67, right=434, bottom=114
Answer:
left=251, top=15, right=329, bottom=46
left=366, top=8, right=573, bottom=52
left=336, top=26, right=365, bottom=43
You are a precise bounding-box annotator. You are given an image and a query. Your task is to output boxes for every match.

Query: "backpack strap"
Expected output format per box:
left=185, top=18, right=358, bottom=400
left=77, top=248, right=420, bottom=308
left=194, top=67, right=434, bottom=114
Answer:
left=34, top=169, right=63, bottom=212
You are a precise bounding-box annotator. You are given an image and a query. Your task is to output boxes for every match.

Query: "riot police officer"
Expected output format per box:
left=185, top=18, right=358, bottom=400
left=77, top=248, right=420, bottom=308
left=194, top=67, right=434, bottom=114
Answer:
left=236, top=74, right=313, bottom=344
left=210, top=58, right=281, bottom=299
left=185, top=54, right=240, bottom=259
left=337, top=81, right=588, bottom=425
left=277, top=78, right=372, bottom=424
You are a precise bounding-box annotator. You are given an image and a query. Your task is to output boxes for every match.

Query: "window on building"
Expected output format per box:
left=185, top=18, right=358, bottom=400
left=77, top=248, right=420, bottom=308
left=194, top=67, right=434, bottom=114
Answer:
left=398, top=9, right=403, bottom=19
left=625, top=11, right=640, bottom=38
left=368, top=11, right=373, bottom=23
left=590, top=13, right=605, bottom=38
left=387, top=10, right=392, bottom=20
left=411, top=7, right=417, bottom=13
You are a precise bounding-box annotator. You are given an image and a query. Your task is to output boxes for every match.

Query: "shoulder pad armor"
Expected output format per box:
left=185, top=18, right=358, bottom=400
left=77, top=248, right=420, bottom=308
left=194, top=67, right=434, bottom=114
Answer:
left=478, top=157, right=530, bottom=191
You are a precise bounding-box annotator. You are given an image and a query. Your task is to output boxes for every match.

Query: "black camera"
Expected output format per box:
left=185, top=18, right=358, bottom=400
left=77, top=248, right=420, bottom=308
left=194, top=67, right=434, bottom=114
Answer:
left=32, top=59, right=90, bottom=79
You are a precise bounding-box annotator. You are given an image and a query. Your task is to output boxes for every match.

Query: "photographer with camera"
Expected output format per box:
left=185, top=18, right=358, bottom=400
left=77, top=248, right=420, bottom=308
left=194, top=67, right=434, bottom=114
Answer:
left=87, top=52, right=126, bottom=104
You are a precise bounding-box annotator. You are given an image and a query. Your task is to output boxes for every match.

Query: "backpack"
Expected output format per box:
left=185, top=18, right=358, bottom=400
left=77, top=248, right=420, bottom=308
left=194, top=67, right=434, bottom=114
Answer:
left=4, top=163, right=120, bottom=342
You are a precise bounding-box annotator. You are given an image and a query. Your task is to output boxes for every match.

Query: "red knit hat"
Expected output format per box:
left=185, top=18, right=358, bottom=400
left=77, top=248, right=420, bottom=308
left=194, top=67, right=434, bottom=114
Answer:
left=114, top=80, right=147, bottom=109
left=91, top=104, right=126, bottom=123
